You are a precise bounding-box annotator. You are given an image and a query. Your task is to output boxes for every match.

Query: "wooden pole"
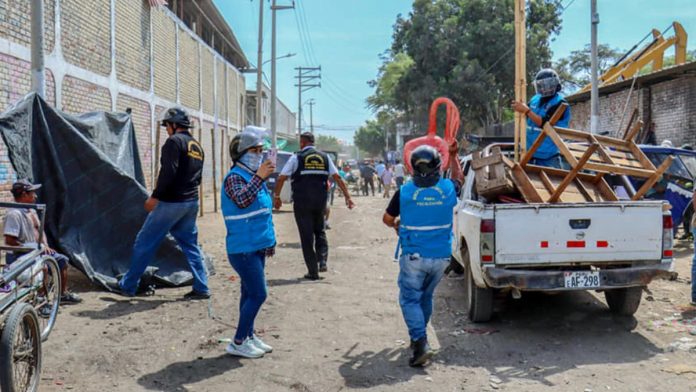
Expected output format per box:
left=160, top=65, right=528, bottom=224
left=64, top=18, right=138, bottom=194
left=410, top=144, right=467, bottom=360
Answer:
left=198, top=127, right=204, bottom=217
left=220, top=128, right=226, bottom=185
left=211, top=128, right=218, bottom=213
left=514, top=0, right=527, bottom=162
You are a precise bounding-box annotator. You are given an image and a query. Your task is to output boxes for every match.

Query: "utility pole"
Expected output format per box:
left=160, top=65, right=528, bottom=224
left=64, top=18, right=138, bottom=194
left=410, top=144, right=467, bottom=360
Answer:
left=294, top=66, right=321, bottom=136
left=271, top=0, right=294, bottom=148
left=308, top=99, right=315, bottom=133
left=590, top=0, right=600, bottom=133
left=31, top=0, right=45, bottom=98
left=513, top=0, right=526, bottom=161
left=255, top=0, right=264, bottom=126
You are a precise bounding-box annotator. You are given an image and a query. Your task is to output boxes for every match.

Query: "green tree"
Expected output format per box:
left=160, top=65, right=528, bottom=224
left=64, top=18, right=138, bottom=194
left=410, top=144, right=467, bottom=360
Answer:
left=369, top=0, right=563, bottom=131
left=353, top=120, right=386, bottom=157
left=555, top=44, right=624, bottom=92
left=315, top=134, right=343, bottom=152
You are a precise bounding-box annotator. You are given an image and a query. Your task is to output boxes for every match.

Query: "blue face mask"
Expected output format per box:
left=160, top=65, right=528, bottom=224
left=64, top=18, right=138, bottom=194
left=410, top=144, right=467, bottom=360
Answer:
left=240, top=152, right=262, bottom=171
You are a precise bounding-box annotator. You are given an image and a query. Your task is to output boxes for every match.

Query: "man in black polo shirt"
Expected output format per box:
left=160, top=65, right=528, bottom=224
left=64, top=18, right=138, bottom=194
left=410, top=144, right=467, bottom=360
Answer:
left=118, top=107, right=210, bottom=299
left=273, top=132, right=355, bottom=280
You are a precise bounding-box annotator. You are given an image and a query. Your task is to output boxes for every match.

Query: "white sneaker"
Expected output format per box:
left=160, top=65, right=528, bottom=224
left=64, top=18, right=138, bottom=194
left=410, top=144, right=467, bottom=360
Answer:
left=225, top=338, right=265, bottom=358
left=249, top=334, right=273, bottom=353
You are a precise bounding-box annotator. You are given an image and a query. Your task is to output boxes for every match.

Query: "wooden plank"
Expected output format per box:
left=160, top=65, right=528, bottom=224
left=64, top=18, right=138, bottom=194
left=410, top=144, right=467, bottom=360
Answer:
left=514, top=0, right=526, bottom=161
left=621, top=109, right=639, bottom=140
left=542, top=123, right=579, bottom=167
left=555, top=127, right=630, bottom=151
left=198, top=127, right=204, bottom=217
left=520, top=127, right=548, bottom=167
left=632, top=156, right=673, bottom=200
left=525, top=164, right=598, bottom=182
left=549, top=144, right=599, bottom=202
left=211, top=128, right=218, bottom=213
left=511, top=163, right=543, bottom=203
left=574, top=178, right=595, bottom=202
left=548, top=103, right=568, bottom=126
left=539, top=170, right=556, bottom=195
left=594, top=177, right=620, bottom=202
left=628, top=142, right=657, bottom=171
left=623, top=119, right=643, bottom=142
left=583, top=162, right=655, bottom=177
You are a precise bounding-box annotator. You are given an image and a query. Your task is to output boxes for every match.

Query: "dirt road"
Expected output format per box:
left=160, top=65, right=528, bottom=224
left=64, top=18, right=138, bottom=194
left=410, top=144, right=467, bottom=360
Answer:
left=39, top=194, right=696, bottom=391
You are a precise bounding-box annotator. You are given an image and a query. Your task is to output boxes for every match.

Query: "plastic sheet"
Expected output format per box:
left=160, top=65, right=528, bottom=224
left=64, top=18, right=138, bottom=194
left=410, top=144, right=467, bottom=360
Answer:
left=0, top=93, right=207, bottom=291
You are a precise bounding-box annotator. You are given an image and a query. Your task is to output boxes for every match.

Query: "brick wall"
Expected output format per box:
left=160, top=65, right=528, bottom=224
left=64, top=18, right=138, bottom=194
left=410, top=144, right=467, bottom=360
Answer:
left=0, top=53, right=56, bottom=112
left=0, top=53, right=56, bottom=202
left=0, top=0, right=55, bottom=53
left=0, top=1, right=248, bottom=197
left=115, top=0, right=151, bottom=91
left=62, top=76, right=111, bottom=114
left=178, top=29, right=200, bottom=110
left=152, top=7, right=176, bottom=102
left=117, top=94, right=152, bottom=188
left=61, top=0, right=111, bottom=76
left=227, top=65, right=238, bottom=126
left=216, top=59, right=226, bottom=120
left=201, top=49, right=214, bottom=115
left=569, top=89, right=640, bottom=137
left=570, top=75, right=696, bottom=146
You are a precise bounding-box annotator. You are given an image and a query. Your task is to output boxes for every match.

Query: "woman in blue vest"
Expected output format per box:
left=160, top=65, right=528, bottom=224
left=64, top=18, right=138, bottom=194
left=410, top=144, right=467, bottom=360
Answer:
left=512, top=68, right=571, bottom=168
left=382, top=141, right=464, bottom=367
left=221, top=126, right=276, bottom=359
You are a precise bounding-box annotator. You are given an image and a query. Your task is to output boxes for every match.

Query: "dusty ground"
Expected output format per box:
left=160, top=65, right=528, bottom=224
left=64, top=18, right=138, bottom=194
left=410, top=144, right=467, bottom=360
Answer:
left=38, top=194, right=696, bottom=391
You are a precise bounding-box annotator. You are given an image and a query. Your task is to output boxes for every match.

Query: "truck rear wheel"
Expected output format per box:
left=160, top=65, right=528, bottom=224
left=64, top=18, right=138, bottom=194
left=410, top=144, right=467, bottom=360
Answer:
left=462, top=251, right=493, bottom=322
left=604, top=287, right=643, bottom=316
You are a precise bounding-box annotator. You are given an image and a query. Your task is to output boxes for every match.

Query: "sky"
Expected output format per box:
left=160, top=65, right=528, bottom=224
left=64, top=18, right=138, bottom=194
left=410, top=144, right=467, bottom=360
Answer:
left=216, top=0, right=696, bottom=143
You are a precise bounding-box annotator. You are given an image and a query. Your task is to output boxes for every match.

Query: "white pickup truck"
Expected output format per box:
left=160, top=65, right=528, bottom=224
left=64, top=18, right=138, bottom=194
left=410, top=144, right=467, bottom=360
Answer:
left=452, top=146, right=674, bottom=322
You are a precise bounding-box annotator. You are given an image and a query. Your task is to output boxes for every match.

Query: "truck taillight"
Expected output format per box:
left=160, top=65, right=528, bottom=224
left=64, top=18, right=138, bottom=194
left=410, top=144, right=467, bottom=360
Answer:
left=662, top=214, right=673, bottom=261
left=481, top=220, right=495, bottom=233
left=480, top=219, right=495, bottom=264
left=663, top=215, right=673, bottom=229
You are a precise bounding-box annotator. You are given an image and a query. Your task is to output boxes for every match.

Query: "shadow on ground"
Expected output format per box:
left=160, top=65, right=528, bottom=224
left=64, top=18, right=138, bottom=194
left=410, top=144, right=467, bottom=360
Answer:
left=72, top=296, right=169, bottom=319
left=137, top=354, right=243, bottom=391
left=338, top=279, right=662, bottom=389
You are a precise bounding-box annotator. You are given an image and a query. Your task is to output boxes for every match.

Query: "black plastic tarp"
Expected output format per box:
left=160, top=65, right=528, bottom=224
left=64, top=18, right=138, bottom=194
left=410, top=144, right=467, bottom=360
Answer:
left=0, top=93, right=204, bottom=290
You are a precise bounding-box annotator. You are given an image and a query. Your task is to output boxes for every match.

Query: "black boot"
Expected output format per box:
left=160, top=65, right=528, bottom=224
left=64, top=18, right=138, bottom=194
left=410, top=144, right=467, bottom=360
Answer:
left=409, top=337, right=434, bottom=367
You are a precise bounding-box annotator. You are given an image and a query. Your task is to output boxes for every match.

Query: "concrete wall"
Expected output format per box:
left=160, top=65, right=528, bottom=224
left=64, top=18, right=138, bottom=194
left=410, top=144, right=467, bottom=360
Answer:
left=0, top=0, right=246, bottom=205
left=569, top=75, right=696, bottom=147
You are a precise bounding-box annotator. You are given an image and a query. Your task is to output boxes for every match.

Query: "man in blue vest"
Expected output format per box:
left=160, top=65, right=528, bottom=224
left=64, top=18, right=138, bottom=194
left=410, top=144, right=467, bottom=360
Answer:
left=382, top=141, right=464, bottom=367
left=274, top=132, right=355, bottom=280
left=512, top=68, right=571, bottom=168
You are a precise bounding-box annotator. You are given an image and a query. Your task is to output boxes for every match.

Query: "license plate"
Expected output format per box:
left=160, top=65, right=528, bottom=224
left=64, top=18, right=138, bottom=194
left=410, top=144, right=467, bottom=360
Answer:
left=564, top=271, right=600, bottom=288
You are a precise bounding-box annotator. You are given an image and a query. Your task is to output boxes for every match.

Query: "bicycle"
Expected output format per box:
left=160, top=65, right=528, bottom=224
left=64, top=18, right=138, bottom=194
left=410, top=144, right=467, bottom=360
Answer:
left=0, top=202, right=61, bottom=392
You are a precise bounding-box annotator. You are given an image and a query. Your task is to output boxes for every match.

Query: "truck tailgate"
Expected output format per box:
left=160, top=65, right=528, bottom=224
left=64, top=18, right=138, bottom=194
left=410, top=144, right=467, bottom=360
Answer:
left=494, top=202, right=664, bottom=265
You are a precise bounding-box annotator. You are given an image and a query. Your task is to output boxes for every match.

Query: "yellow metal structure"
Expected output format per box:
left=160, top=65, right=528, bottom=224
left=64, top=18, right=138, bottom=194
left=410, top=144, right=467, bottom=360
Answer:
left=580, top=22, right=688, bottom=93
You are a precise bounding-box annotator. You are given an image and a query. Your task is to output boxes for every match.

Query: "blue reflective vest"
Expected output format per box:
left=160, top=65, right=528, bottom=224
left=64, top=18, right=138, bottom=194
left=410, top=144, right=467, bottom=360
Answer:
left=221, top=166, right=276, bottom=254
left=526, top=93, right=570, bottom=160
left=399, top=178, right=457, bottom=259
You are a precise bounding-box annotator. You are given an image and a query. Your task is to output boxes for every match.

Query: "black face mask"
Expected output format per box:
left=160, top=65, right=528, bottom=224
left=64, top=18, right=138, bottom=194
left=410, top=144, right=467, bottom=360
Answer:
left=413, top=172, right=440, bottom=188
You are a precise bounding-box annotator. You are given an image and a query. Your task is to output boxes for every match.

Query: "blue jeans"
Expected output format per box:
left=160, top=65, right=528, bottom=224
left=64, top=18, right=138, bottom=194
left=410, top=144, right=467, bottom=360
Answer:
left=119, top=200, right=209, bottom=296
left=398, top=253, right=450, bottom=341
left=228, top=251, right=268, bottom=342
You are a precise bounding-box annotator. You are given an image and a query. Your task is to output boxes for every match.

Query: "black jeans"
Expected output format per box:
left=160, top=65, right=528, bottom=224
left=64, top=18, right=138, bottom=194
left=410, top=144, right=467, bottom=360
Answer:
left=293, top=206, right=329, bottom=276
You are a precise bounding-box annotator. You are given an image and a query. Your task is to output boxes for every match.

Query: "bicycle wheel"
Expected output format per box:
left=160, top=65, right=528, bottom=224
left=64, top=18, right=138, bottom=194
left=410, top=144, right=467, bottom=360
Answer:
left=0, top=303, right=42, bottom=392
left=33, top=256, right=61, bottom=341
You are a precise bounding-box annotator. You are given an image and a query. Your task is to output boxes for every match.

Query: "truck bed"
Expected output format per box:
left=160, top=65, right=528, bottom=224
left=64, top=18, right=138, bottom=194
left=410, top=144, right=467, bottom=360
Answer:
left=492, top=201, right=666, bottom=266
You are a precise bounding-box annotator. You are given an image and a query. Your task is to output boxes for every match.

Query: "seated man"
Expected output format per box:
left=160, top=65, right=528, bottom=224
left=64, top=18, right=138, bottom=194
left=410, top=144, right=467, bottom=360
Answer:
left=3, top=179, right=82, bottom=304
